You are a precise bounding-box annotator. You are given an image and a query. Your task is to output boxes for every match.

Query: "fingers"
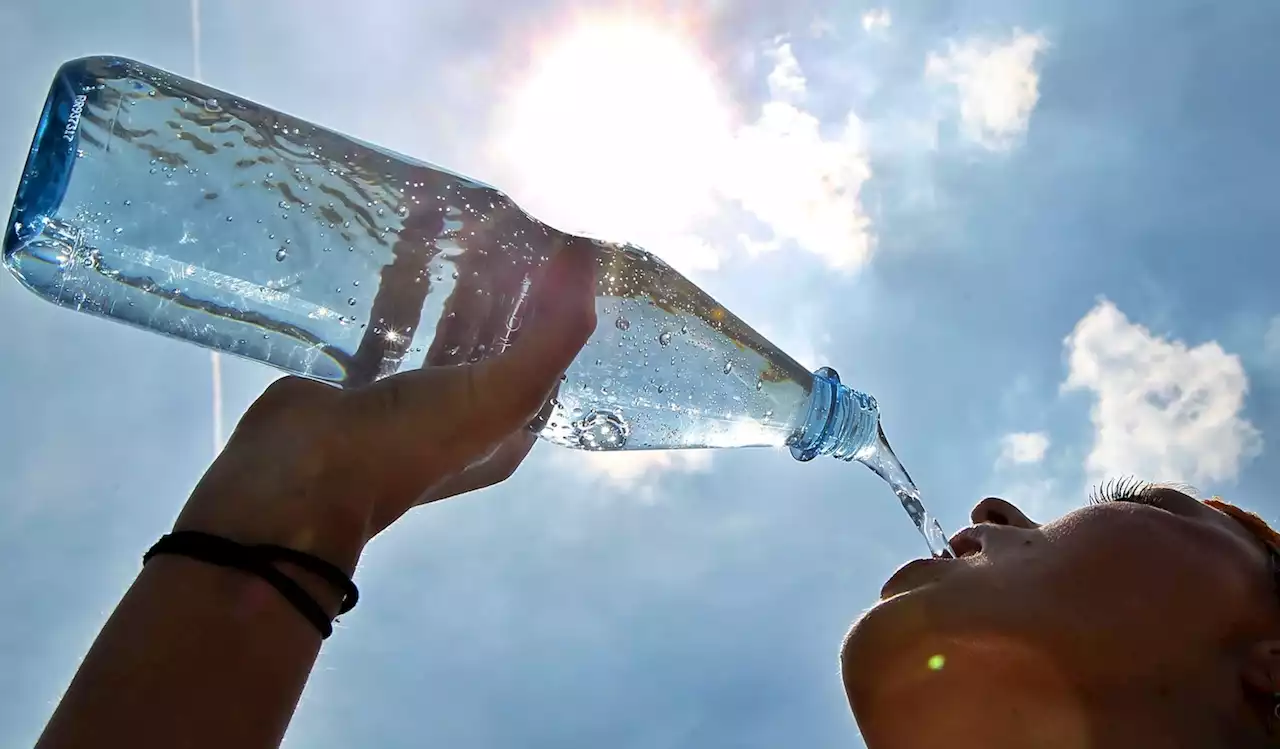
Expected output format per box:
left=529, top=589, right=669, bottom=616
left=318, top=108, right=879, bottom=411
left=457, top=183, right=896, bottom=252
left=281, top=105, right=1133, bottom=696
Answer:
left=463, top=239, right=598, bottom=438
left=343, top=241, right=596, bottom=470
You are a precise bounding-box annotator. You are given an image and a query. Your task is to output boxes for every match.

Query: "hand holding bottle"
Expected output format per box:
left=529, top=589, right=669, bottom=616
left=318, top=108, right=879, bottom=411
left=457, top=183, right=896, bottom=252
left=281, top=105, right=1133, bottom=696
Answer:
left=172, top=243, right=597, bottom=575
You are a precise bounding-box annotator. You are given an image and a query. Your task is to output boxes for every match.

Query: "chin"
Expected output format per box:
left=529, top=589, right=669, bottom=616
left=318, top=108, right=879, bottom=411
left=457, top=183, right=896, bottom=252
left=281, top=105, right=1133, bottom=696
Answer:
left=841, top=581, right=996, bottom=711
left=841, top=591, right=940, bottom=708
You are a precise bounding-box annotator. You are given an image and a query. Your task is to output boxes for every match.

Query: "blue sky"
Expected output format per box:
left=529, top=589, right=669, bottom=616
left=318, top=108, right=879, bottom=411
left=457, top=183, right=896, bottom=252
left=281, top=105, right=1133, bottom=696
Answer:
left=2, top=0, right=1279, bottom=747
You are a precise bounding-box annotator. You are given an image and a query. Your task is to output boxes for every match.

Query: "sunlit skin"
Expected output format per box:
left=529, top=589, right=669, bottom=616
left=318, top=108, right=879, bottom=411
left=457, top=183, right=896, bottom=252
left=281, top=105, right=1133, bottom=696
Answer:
left=843, top=488, right=1280, bottom=748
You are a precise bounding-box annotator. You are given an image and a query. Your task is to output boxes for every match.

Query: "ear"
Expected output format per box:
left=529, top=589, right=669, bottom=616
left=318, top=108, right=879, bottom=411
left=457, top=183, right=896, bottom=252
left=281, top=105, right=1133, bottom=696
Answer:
left=1242, top=641, right=1280, bottom=693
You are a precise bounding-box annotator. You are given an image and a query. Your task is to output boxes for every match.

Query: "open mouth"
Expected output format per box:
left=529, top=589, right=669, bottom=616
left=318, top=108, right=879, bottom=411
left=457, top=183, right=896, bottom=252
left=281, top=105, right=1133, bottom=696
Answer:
left=878, top=527, right=988, bottom=599
left=948, top=527, right=984, bottom=559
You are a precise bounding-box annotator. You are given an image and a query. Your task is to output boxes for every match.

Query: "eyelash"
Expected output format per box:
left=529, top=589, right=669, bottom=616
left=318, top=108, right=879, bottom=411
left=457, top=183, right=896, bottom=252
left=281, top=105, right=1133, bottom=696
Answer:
left=1088, top=477, right=1155, bottom=505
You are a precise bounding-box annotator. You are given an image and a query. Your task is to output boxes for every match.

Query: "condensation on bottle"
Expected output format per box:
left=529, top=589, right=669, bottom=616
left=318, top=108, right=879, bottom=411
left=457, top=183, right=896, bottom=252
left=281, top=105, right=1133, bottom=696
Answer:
left=2, top=56, right=882, bottom=462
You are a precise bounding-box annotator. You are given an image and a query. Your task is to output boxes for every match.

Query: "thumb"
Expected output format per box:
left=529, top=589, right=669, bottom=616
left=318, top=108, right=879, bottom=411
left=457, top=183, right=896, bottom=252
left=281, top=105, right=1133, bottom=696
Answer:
left=467, top=239, right=598, bottom=433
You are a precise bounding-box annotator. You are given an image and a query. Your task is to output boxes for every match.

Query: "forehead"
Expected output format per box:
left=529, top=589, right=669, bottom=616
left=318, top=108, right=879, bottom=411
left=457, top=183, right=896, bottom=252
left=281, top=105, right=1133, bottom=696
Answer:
left=1147, top=487, right=1271, bottom=564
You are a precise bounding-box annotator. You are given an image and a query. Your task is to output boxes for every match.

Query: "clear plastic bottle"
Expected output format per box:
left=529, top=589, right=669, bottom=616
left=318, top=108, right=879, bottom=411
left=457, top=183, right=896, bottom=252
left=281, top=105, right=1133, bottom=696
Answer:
left=3, top=56, right=887, bottom=464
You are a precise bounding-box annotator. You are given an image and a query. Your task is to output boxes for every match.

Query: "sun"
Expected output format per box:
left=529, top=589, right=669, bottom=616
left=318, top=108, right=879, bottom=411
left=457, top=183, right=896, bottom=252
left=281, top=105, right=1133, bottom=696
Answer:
left=493, top=14, right=733, bottom=247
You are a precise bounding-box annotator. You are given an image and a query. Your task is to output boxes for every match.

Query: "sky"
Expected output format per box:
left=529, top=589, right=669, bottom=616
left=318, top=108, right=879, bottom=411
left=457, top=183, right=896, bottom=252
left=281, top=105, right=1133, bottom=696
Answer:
left=1, top=0, right=1279, bottom=746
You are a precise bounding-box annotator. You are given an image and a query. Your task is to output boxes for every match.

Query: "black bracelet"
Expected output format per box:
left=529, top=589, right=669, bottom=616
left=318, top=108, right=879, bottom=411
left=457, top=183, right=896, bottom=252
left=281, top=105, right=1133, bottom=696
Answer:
left=143, top=531, right=359, bottom=639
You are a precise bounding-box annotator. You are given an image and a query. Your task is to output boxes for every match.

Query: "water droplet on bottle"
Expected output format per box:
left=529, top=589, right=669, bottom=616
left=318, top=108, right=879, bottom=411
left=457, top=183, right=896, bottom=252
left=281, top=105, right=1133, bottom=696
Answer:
left=275, top=248, right=288, bottom=262
left=352, top=280, right=359, bottom=287
left=680, top=324, right=688, bottom=335
left=451, top=271, right=459, bottom=280
left=122, top=200, right=132, bottom=207
left=348, top=298, right=357, bottom=306
left=723, top=361, right=734, bottom=375
left=576, top=410, right=629, bottom=451
left=225, top=215, right=234, bottom=222
left=113, top=227, right=124, bottom=234
left=204, top=98, right=220, bottom=112
left=756, top=379, right=764, bottom=391
left=615, top=316, right=631, bottom=332
left=658, top=331, right=672, bottom=347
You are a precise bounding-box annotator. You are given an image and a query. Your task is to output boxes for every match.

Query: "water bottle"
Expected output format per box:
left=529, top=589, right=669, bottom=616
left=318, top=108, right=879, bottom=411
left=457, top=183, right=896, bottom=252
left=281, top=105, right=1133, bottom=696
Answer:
left=3, top=56, right=889, bottom=466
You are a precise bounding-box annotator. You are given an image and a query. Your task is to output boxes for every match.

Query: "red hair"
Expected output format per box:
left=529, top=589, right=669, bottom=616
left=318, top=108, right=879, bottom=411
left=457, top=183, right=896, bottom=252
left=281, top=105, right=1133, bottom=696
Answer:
left=1205, top=499, right=1280, bottom=555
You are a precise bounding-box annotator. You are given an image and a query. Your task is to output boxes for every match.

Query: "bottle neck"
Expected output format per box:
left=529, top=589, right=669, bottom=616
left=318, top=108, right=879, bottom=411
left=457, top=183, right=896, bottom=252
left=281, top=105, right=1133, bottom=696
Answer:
left=789, top=367, right=881, bottom=462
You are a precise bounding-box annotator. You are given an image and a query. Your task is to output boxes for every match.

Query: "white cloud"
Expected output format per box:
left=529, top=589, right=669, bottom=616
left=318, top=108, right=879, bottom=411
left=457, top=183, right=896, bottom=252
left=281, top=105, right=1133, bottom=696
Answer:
left=558, top=450, right=714, bottom=500
left=657, top=235, right=725, bottom=278
left=1062, top=300, right=1262, bottom=486
left=926, top=30, right=1049, bottom=150
left=861, top=9, right=892, bottom=33
left=766, top=43, right=807, bottom=101
left=718, top=43, right=875, bottom=270
left=998, top=431, right=1050, bottom=466
left=493, top=26, right=875, bottom=277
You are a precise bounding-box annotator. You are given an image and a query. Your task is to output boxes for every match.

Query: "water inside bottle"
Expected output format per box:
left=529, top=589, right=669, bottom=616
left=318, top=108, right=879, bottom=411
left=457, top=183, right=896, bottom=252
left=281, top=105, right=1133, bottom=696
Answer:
left=859, top=424, right=955, bottom=558
left=4, top=58, right=822, bottom=454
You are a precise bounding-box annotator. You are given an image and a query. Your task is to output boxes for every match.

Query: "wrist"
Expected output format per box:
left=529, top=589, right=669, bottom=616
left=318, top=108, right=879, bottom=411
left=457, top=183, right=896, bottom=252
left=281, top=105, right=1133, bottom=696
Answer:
left=174, top=430, right=375, bottom=577
left=173, top=514, right=367, bottom=578
left=173, top=492, right=370, bottom=578
left=144, top=531, right=359, bottom=636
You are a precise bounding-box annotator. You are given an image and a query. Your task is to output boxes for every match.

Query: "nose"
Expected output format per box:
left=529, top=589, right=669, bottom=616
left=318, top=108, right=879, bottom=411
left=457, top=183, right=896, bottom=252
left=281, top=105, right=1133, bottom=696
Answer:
left=970, top=497, right=1039, bottom=529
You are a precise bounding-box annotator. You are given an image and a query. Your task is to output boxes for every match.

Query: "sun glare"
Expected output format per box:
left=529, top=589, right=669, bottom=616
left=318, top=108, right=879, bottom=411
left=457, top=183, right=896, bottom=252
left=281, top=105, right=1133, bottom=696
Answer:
left=494, top=16, right=732, bottom=250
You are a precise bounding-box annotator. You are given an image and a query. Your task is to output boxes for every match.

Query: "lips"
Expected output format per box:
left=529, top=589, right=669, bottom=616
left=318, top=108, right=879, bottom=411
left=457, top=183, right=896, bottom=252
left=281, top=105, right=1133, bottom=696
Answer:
left=878, top=527, right=985, bottom=599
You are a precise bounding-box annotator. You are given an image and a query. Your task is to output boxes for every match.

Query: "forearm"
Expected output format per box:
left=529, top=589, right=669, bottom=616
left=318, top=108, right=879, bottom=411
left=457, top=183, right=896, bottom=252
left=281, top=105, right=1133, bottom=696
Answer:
left=36, top=553, right=347, bottom=749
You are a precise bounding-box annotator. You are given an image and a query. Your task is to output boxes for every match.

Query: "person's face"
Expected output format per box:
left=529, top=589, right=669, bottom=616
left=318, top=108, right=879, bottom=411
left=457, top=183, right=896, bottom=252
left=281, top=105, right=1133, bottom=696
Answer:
left=842, top=486, right=1280, bottom=748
